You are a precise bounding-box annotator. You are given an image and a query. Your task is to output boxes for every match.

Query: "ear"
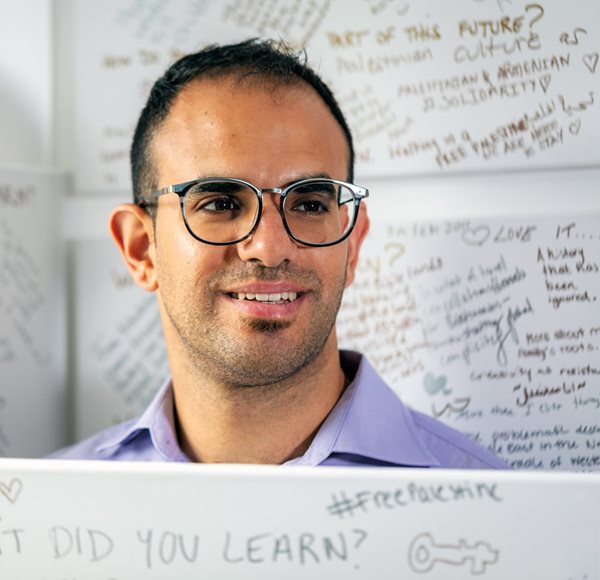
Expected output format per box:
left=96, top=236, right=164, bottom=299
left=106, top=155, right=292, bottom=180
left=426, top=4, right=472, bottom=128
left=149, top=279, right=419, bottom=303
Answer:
left=109, top=203, right=158, bottom=292
left=344, top=204, right=370, bottom=288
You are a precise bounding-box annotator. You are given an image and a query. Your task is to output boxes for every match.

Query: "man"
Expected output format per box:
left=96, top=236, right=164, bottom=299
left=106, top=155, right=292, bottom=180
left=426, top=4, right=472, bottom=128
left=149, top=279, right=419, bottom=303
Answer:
left=54, top=40, right=505, bottom=468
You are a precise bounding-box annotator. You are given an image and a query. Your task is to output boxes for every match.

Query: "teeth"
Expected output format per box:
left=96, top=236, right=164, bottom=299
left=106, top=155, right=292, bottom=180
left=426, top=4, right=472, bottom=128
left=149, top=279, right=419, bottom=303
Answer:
left=232, top=291, right=299, bottom=302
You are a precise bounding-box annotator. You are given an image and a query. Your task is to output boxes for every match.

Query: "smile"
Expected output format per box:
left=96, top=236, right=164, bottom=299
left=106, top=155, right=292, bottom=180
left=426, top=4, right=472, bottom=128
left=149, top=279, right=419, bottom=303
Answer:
left=229, top=292, right=299, bottom=304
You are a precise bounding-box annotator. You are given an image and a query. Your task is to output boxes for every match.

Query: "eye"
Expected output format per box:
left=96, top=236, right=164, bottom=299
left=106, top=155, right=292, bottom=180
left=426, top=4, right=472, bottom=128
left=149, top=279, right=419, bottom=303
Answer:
left=197, top=196, right=241, bottom=213
left=185, top=180, right=254, bottom=215
left=291, top=198, right=329, bottom=213
left=287, top=183, right=337, bottom=215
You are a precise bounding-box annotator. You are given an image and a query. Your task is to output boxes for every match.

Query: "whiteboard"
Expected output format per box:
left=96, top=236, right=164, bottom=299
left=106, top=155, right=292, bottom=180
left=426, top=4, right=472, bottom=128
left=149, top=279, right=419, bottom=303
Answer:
left=0, top=168, right=68, bottom=457
left=338, top=212, right=600, bottom=472
left=73, top=240, right=168, bottom=440
left=0, top=459, right=598, bottom=578
left=0, top=0, right=53, bottom=166
left=68, top=0, right=600, bottom=193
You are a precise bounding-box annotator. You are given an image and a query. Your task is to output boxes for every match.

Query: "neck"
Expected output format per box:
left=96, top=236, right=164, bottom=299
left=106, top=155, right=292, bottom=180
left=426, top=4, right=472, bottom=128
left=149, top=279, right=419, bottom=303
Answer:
left=170, top=336, right=346, bottom=464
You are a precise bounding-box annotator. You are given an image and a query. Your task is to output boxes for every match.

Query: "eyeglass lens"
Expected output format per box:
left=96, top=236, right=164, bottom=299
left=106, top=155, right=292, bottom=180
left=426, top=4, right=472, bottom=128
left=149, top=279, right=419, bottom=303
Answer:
left=182, top=180, right=357, bottom=245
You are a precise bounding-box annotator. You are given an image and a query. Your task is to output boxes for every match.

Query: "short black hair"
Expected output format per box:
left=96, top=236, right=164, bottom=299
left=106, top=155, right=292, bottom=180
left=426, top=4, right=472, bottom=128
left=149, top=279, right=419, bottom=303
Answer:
left=131, top=38, right=355, bottom=210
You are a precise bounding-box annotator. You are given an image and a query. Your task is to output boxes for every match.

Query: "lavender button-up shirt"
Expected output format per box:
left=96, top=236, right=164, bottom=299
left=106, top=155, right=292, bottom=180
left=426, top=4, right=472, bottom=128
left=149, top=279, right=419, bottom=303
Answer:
left=52, top=351, right=506, bottom=469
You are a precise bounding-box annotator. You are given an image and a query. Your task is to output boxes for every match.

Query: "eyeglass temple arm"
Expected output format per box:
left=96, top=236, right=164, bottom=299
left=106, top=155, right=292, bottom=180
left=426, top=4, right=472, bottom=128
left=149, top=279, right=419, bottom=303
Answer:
left=138, top=184, right=184, bottom=206
left=354, top=185, right=369, bottom=199
left=341, top=185, right=369, bottom=204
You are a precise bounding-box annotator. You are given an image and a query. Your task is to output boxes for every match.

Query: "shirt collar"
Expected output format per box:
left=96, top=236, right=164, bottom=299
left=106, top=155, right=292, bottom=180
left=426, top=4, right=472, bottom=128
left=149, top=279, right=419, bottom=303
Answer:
left=288, top=351, right=441, bottom=467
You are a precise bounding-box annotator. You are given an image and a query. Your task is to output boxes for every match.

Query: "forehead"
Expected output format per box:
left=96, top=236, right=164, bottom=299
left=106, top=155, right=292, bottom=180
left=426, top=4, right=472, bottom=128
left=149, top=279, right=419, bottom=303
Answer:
left=150, top=75, right=350, bottom=185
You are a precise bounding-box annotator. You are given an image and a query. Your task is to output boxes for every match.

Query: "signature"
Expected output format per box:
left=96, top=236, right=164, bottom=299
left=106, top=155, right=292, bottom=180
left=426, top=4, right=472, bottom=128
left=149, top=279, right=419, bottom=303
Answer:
left=495, top=298, right=534, bottom=366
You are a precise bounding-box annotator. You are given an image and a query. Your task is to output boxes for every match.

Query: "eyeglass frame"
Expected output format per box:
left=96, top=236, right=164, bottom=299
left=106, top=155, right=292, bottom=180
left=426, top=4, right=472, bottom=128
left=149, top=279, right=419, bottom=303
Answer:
left=138, top=176, right=369, bottom=247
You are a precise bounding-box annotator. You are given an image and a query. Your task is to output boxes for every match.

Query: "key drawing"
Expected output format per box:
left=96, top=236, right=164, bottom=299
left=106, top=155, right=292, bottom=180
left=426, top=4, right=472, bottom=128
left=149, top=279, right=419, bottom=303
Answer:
left=408, top=532, right=499, bottom=575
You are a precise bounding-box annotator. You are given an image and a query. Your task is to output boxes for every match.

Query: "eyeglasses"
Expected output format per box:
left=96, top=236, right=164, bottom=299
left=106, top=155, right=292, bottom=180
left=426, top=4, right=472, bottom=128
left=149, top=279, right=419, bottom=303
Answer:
left=139, top=177, right=369, bottom=247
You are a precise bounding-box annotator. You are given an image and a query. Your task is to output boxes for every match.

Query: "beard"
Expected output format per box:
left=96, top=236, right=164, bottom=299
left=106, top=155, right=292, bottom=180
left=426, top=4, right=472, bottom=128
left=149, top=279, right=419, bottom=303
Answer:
left=161, top=260, right=346, bottom=389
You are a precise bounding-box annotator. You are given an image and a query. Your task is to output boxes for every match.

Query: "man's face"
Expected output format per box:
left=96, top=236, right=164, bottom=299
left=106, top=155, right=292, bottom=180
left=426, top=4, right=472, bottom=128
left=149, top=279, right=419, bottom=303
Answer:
left=148, top=76, right=365, bottom=387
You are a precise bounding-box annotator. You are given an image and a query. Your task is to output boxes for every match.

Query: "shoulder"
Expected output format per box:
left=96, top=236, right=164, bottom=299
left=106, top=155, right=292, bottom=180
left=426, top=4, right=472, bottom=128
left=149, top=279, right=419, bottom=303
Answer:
left=47, top=419, right=151, bottom=461
left=341, top=350, right=508, bottom=470
left=48, top=378, right=181, bottom=462
left=408, top=408, right=508, bottom=469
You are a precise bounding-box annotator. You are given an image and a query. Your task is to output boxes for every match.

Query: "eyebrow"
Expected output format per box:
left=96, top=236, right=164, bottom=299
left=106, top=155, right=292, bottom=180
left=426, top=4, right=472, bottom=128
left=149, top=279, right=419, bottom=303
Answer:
left=281, top=173, right=334, bottom=187
left=190, top=172, right=336, bottom=188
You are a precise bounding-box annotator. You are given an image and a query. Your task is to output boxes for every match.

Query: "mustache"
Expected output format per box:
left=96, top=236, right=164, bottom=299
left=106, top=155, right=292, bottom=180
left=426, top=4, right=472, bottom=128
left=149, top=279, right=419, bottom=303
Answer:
left=208, top=261, right=321, bottom=288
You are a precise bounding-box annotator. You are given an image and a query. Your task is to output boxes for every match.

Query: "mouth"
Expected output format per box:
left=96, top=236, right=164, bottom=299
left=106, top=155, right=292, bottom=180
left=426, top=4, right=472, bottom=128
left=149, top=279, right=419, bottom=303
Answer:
left=223, top=285, right=307, bottom=322
left=228, top=291, right=300, bottom=305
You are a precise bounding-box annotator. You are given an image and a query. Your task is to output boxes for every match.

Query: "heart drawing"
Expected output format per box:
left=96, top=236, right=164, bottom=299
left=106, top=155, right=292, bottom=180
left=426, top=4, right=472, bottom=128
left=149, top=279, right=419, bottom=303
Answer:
left=539, top=74, right=552, bottom=93
left=569, top=119, right=582, bottom=135
left=424, top=372, right=449, bottom=396
left=461, top=224, right=491, bottom=247
left=0, top=479, right=23, bottom=504
left=583, top=53, right=599, bottom=74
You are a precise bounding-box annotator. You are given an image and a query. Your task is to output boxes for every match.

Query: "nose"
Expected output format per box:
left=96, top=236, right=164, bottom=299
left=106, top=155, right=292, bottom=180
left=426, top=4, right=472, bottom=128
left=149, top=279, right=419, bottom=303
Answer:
left=235, top=193, right=298, bottom=267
